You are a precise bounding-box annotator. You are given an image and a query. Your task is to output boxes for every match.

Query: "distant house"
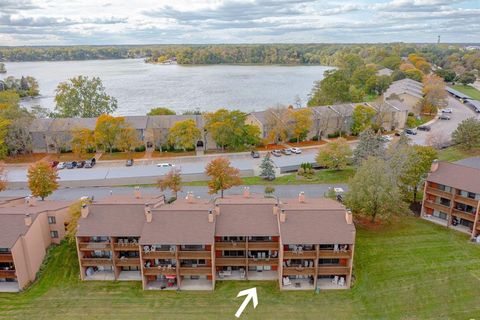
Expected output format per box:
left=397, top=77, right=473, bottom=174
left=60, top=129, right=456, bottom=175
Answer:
left=376, top=67, right=393, bottom=77
left=384, top=78, right=424, bottom=114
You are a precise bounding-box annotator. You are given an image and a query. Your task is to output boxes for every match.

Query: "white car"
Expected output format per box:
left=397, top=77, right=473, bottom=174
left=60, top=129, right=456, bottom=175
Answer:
left=57, top=162, right=66, bottom=170
left=290, top=147, right=302, bottom=154
left=157, top=163, right=175, bottom=168
left=441, top=108, right=453, bottom=113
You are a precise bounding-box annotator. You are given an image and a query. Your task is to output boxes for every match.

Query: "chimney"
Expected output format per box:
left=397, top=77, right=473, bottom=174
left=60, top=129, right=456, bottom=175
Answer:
left=273, top=203, right=279, bottom=215
left=430, top=159, right=439, bottom=172
left=345, top=210, right=353, bottom=225
left=26, top=196, right=36, bottom=207
left=134, top=186, right=141, bottom=199
left=208, top=209, right=214, bottom=223
left=298, top=191, right=306, bottom=203
left=214, top=204, right=220, bottom=215
left=280, top=209, right=286, bottom=223
left=24, top=213, right=32, bottom=226
left=186, top=191, right=195, bottom=203
left=243, top=186, right=250, bottom=198
left=145, top=204, right=152, bottom=223
left=81, top=204, right=89, bottom=218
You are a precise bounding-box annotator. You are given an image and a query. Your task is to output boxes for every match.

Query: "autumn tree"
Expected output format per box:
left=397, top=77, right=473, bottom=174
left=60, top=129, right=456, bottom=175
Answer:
left=94, top=114, right=125, bottom=153
left=345, top=157, right=406, bottom=222
left=452, top=118, right=480, bottom=151
left=291, top=108, right=312, bottom=142
left=147, top=107, right=176, bottom=116
left=351, top=105, right=376, bottom=135
left=0, top=164, right=7, bottom=192
left=158, top=168, right=182, bottom=198
left=0, top=117, right=11, bottom=159
left=422, top=74, right=447, bottom=114
left=27, top=161, right=59, bottom=200
left=265, top=105, right=293, bottom=143
left=54, top=76, right=117, bottom=118
left=167, top=119, right=201, bottom=151
left=70, top=127, right=95, bottom=156
left=316, top=138, right=352, bottom=170
left=205, top=158, right=242, bottom=198
left=457, top=72, right=476, bottom=86
left=117, top=126, right=140, bottom=154
left=352, top=128, right=386, bottom=165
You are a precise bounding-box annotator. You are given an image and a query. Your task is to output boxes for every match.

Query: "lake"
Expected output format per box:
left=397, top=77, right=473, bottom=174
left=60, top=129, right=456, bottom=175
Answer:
left=1, top=59, right=331, bottom=115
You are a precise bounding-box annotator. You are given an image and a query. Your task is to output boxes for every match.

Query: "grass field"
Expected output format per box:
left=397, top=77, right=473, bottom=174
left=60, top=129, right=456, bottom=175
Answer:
left=1, top=217, right=479, bottom=319
left=452, top=84, right=480, bottom=100
left=437, top=146, right=480, bottom=162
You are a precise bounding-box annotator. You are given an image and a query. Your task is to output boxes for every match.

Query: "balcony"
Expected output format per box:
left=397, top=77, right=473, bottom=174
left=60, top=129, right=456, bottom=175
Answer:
left=452, top=209, right=475, bottom=222
left=0, top=253, right=14, bottom=263
left=80, top=257, right=113, bottom=267
left=179, top=267, right=212, bottom=276
left=143, top=267, right=177, bottom=276
left=248, top=258, right=278, bottom=266
left=282, top=267, right=315, bottom=276
left=317, top=266, right=350, bottom=275
left=215, top=242, right=246, bottom=250
left=78, top=242, right=111, bottom=251
left=318, top=250, right=352, bottom=259
left=143, top=251, right=175, bottom=259
left=248, top=242, right=279, bottom=250
left=454, top=195, right=479, bottom=207
left=178, top=251, right=211, bottom=259
left=0, top=269, right=16, bottom=278
left=114, top=257, right=141, bottom=267
left=113, top=243, right=139, bottom=251
left=423, top=200, right=450, bottom=213
left=425, top=187, right=452, bottom=199
left=283, top=250, right=316, bottom=259
left=215, top=257, right=246, bottom=266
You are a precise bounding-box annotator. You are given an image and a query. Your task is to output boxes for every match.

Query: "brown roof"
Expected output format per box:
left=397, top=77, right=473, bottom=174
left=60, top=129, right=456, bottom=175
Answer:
left=77, top=204, right=146, bottom=237
left=427, top=162, right=480, bottom=194
left=215, top=203, right=279, bottom=237
left=140, top=209, right=215, bottom=245
left=93, top=194, right=164, bottom=205
left=0, top=200, right=70, bottom=214
left=0, top=213, right=38, bottom=248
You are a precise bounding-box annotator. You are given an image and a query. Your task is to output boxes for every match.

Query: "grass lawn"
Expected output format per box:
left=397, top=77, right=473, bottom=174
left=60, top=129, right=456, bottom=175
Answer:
left=183, top=168, right=356, bottom=187
left=452, top=84, right=480, bottom=100
left=4, top=153, right=47, bottom=164
left=438, top=146, right=480, bottom=162
left=1, top=216, right=479, bottom=319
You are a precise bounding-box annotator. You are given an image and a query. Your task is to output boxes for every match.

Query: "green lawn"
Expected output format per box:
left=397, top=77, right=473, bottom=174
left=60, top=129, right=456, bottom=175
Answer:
left=452, top=84, right=480, bottom=100
left=183, top=168, right=355, bottom=187
left=438, top=146, right=480, bottom=162
left=1, top=217, right=479, bottom=319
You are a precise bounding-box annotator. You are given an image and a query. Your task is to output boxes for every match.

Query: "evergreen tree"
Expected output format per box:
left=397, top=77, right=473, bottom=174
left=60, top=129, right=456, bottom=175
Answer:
left=353, top=128, right=386, bottom=165
left=259, top=153, right=276, bottom=180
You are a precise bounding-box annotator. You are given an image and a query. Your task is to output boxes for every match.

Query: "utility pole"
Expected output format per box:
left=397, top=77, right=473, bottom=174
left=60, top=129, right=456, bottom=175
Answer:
left=437, top=35, right=440, bottom=44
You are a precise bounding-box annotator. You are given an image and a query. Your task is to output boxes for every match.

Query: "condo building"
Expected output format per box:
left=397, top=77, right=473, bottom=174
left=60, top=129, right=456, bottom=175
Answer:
left=75, top=190, right=356, bottom=291
left=421, top=159, right=480, bottom=238
left=0, top=197, right=71, bottom=292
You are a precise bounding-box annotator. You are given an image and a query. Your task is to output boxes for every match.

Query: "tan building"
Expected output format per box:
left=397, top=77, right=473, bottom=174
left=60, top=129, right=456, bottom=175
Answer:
left=0, top=197, right=71, bottom=292
left=75, top=190, right=355, bottom=291
left=421, top=159, right=480, bottom=238
left=384, top=78, right=424, bottom=114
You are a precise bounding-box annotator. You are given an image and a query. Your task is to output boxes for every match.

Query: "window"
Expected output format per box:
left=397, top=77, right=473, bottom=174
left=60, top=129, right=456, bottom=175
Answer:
left=318, top=258, right=339, bottom=265
left=47, top=216, right=56, bottom=224
left=50, top=231, right=59, bottom=238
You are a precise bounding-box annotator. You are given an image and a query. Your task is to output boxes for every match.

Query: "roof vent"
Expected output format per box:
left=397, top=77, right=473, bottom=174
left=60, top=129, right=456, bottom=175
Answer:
left=24, top=213, right=32, bottom=226
left=430, top=159, right=439, bottom=173
left=298, top=191, right=306, bottom=203
left=145, top=204, right=152, bottom=223
left=134, top=186, right=141, bottom=199
left=81, top=203, right=89, bottom=219
left=280, top=209, right=286, bottom=223
left=345, top=210, right=353, bottom=225
left=243, top=186, right=250, bottom=198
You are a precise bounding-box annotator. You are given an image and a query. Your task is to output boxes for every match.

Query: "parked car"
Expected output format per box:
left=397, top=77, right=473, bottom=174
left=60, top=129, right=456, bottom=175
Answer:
left=126, top=159, right=134, bottom=166
left=404, top=128, right=417, bottom=135
left=250, top=150, right=260, bottom=158
left=271, top=150, right=282, bottom=157
left=84, top=158, right=96, bottom=168
left=439, top=114, right=451, bottom=120
left=418, top=125, right=431, bottom=131
left=441, top=108, right=453, bottom=113
left=66, top=161, right=77, bottom=169
left=394, top=130, right=402, bottom=136
left=76, top=161, right=85, bottom=168
left=380, top=135, right=393, bottom=142
left=281, top=148, right=292, bottom=155
left=157, top=163, right=175, bottom=168
left=56, top=162, right=66, bottom=170
left=290, top=147, right=302, bottom=154
left=50, top=161, right=59, bottom=168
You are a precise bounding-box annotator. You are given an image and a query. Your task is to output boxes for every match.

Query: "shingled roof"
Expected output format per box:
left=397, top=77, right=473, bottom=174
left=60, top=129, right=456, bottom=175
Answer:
left=427, top=161, right=480, bottom=195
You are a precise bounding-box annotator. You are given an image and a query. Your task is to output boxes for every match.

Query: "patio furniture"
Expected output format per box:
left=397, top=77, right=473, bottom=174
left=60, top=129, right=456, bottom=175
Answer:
left=240, top=268, right=246, bottom=279
left=334, top=244, right=339, bottom=253
left=298, top=247, right=303, bottom=255
left=295, top=282, right=301, bottom=288
left=332, top=276, right=339, bottom=284
left=282, top=277, right=291, bottom=286
left=339, top=277, right=345, bottom=286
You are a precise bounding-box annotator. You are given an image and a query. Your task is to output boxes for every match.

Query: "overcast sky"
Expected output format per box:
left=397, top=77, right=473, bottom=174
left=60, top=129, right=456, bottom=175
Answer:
left=1, top=0, right=479, bottom=46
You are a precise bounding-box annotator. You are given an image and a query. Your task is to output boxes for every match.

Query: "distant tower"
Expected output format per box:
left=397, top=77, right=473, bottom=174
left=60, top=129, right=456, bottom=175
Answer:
left=437, top=35, right=440, bottom=44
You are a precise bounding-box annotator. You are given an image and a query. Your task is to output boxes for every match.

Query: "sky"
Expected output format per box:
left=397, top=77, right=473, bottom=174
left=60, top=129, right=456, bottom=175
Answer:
left=0, top=0, right=479, bottom=46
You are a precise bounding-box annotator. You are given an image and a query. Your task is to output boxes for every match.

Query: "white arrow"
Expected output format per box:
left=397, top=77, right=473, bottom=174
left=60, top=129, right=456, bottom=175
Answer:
left=235, top=287, right=258, bottom=318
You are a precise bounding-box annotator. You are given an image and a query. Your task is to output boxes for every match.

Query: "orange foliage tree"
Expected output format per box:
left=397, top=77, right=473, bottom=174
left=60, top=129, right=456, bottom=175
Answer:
left=205, top=157, right=242, bottom=198
left=27, top=160, right=59, bottom=200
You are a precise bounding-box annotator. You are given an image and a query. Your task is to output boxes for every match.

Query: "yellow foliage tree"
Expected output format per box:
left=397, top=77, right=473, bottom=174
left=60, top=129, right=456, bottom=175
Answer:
left=94, top=114, right=125, bottom=153
left=27, top=160, right=59, bottom=200
left=70, top=127, right=95, bottom=157
left=167, top=119, right=201, bottom=151
left=291, top=108, right=312, bottom=142
left=205, top=157, right=242, bottom=198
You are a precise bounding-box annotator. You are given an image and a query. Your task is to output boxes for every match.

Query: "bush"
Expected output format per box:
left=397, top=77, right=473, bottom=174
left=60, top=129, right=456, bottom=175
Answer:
left=59, top=148, right=72, bottom=153
left=297, top=167, right=305, bottom=176
left=327, top=131, right=346, bottom=139
left=300, top=162, right=313, bottom=170
left=134, top=145, right=146, bottom=152
left=86, top=147, right=96, bottom=154
left=110, top=147, right=121, bottom=153
left=167, top=196, right=177, bottom=204
left=264, top=186, right=275, bottom=194
left=310, top=135, right=321, bottom=141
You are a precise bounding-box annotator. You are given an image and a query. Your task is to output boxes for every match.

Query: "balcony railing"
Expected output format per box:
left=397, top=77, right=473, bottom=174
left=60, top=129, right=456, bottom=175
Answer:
left=318, top=249, right=352, bottom=259
left=0, top=253, right=14, bottom=263
left=143, top=251, right=176, bottom=259
left=178, top=251, right=211, bottom=259
left=452, top=209, right=476, bottom=222
left=179, top=267, right=211, bottom=276
left=423, top=200, right=450, bottom=213
left=80, top=257, right=113, bottom=267
left=143, top=267, right=177, bottom=276
left=78, top=242, right=112, bottom=251
left=248, top=242, right=279, bottom=250
left=113, top=243, right=139, bottom=251
left=215, top=257, right=246, bottom=266
left=215, top=242, right=247, bottom=250
left=283, top=250, right=316, bottom=259
left=425, top=187, right=452, bottom=199
left=115, top=257, right=140, bottom=266
left=0, top=269, right=16, bottom=278
left=317, top=266, right=350, bottom=275
left=454, top=194, right=479, bottom=207
left=248, top=258, right=278, bottom=266
left=282, top=267, right=315, bottom=276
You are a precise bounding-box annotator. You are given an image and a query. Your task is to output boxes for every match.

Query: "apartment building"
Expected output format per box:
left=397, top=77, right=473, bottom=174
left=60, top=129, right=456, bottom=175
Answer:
left=0, top=197, right=71, bottom=292
left=75, top=190, right=355, bottom=291
left=421, top=159, right=480, bottom=238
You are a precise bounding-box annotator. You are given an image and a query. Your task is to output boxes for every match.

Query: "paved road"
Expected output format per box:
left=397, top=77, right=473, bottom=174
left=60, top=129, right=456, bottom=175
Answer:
left=0, top=184, right=348, bottom=201
left=410, top=96, right=480, bottom=145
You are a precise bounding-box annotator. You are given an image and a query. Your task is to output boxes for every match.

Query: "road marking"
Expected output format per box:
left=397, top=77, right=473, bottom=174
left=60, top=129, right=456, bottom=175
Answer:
left=235, top=287, right=258, bottom=318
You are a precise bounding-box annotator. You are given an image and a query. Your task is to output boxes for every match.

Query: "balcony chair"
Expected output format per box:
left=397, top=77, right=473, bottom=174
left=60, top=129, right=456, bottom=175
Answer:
left=282, top=277, right=292, bottom=286
left=332, top=276, right=339, bottom=284
left=338, top=277, right=345, bottom=286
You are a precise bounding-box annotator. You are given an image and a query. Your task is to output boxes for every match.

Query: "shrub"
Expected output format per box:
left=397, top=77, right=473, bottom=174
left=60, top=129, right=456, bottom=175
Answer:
left=134, top=145, right=146, bottom=152
left=59, top=148, right=72, bottom=153
left=297, top=167, right=305, bottom=176
left=264, top=186, right=275, bottom=194
left=408, top=112, right=415, bottom=117
left=167, top=196, right=177, bottom=204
